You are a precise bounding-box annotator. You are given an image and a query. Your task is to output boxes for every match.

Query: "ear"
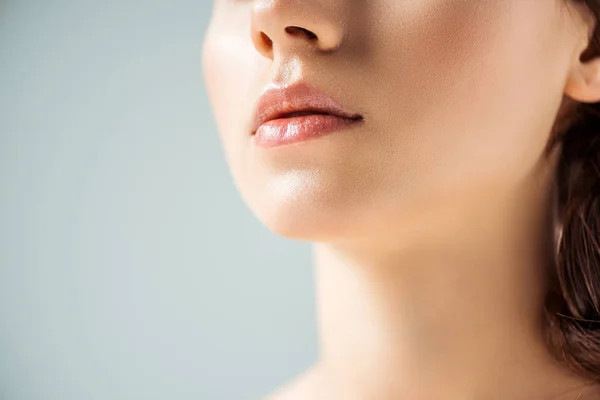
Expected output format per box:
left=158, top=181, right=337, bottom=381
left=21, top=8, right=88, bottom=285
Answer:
left=564, top=6, right=600, bottom=104
left=564, top=54, right=600, bottom=103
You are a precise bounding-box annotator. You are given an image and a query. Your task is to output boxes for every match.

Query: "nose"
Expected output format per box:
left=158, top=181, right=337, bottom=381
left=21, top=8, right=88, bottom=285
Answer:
left=250, top=0, right=345, bottom=59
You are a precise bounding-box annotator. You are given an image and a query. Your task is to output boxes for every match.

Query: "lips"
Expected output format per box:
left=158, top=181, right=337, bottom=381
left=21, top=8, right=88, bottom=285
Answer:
left=251, top=82, right=363, bottom=134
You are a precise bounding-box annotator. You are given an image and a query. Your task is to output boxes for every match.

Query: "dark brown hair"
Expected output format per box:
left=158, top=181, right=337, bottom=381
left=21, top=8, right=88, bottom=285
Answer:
left=545, top=0, right=600, bottom=382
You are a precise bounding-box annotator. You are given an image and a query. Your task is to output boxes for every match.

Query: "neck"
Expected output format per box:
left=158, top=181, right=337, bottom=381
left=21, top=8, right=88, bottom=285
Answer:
left=311, top=156, right=590, bottom=399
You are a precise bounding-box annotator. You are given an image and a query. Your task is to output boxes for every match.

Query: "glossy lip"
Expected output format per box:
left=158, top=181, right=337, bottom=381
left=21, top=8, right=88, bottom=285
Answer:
left=250, top=82, right=363, bottom=135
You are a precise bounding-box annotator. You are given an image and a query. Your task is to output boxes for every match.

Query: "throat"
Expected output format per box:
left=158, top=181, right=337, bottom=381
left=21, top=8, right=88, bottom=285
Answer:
left=311, top=237, right=571, bottom=400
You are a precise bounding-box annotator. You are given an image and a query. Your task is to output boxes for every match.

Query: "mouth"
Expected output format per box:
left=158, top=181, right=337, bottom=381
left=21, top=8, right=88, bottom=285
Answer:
left=251, top=82, right=363, bottom=134
left=270, top=109, right=362, bottom=121
left=252, top=108, right=364, bottom=148
left=250, top=82, right=364, bottom=147
left=252, top=107, right=364, bottom=136
left=280, top=110, right=329, bottom=118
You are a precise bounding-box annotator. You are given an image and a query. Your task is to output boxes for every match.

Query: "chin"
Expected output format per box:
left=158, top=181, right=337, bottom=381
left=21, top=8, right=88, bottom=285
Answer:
left=240, top=175, right=363, bottom=242
left=255, top=202, right=353, bottom=242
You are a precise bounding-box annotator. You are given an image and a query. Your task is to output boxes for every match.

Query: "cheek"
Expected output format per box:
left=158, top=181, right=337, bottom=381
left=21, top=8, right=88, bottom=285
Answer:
left=203, top=41, right=247, bottom=202
left=368, top=1, right=570, bottom=194
left=202, top=28, right=261, bottom=162
left=202, top=27, right=277, bottom=218
left=204, top=33, right=245, bottom=133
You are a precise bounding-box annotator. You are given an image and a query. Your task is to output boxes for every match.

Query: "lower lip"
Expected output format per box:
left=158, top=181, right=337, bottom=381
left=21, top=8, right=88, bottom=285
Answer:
left=253, top=114, right=362, bottom=148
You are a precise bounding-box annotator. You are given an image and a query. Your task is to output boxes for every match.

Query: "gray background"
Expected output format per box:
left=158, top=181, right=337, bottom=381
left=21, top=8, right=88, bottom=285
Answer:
left=0, top=1, right=317, bottom=399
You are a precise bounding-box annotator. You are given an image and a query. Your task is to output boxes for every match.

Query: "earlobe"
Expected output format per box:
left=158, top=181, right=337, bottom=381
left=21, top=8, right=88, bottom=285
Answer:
left=564, top=1, right=600, bottom=104
left=565, top=56, right=600, bottom=104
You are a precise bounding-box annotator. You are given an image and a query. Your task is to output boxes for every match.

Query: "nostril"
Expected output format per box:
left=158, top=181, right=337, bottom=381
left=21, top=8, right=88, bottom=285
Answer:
left=260, top=32, right=273, bottom=48
left=285, top=26, right=318, bottom=40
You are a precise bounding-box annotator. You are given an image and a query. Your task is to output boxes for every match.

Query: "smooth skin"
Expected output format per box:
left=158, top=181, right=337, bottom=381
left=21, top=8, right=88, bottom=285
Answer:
left=202, top=0, right=600, bottom=399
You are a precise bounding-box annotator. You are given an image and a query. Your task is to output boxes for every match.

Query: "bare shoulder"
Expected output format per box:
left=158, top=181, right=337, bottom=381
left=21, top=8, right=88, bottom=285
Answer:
left=261, top=364, right=330, bottom=400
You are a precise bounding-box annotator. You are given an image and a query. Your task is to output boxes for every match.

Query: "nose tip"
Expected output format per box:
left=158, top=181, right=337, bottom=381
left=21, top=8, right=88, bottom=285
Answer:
left=250, top=0, right=345, bottom=59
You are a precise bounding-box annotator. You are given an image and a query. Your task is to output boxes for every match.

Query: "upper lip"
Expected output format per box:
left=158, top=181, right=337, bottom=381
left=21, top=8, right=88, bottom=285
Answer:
left=251, top=82, right=363, bottom=133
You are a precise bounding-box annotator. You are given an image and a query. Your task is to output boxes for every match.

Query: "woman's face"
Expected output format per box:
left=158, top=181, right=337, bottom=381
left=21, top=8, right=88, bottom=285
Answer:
left=202, top=0, right=589, bottom=242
